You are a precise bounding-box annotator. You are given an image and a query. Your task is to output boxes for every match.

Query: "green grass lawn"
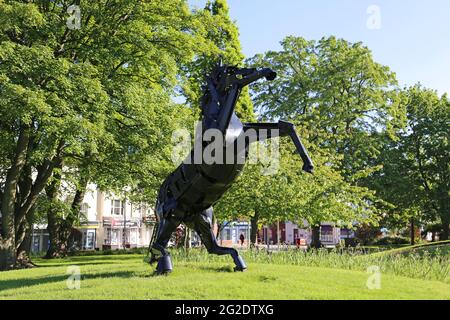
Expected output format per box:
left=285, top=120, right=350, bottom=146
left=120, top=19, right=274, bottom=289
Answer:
left=0, top=254, right=448, bottom=300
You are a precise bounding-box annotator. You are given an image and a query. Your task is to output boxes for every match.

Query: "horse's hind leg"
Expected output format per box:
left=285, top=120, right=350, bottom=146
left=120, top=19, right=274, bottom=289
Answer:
left=149, top=215, right=181, bottom=274
left=194, top=207, right=247, bottom=271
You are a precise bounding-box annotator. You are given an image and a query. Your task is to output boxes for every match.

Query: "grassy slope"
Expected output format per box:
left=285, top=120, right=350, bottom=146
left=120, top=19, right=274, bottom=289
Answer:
left=370, top=241, right=450, bottom=257
left=0, top=255, right=448, bottom=300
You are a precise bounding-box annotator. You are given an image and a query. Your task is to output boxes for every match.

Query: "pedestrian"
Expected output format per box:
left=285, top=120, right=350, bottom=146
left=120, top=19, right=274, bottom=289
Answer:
left=239, top=233, right=245, bottom=246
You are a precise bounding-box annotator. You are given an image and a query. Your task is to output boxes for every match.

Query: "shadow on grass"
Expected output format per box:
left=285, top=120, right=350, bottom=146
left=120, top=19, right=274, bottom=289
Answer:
left=133, top=265, right=234, bottom=278
left=32, top=254, right=143, bottom=267
left=198, top=265, right=235, bottom=273
left=35, top=261, right=126, bottom=268
left=0, top=271, right=137, bottom=293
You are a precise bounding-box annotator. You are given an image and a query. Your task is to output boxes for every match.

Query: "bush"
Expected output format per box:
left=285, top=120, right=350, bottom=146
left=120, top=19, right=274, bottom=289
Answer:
left=344, top=238, right=358, bottom=247
left=355, top=225, right=382, bottom=245
left=374, top=236, right=410, bottom=246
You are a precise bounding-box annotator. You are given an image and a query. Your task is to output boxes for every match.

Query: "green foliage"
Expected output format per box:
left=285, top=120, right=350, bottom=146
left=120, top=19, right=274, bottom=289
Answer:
left=0, top=0, right=200, bottom=198
left=215, top=140, right=380, bottom=228
left=369, top=86, right=449, bottom=238
left=247, top=36, right=404, bottom=175
left=181, top=0, right=255, bottom=121
left=374, top=236, right=410, bottom=246
left=0, top=0, right=203, bottom=266
left=214, top=36, right=400, bottom=229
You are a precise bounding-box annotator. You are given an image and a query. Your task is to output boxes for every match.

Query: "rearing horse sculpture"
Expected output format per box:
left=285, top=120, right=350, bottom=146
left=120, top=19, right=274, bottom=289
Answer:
left=149, top=64, right=314, bottom=274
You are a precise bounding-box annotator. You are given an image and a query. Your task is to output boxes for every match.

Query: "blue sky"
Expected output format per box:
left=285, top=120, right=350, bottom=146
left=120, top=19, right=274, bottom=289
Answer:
left=189, top=0, right=450, bottom=95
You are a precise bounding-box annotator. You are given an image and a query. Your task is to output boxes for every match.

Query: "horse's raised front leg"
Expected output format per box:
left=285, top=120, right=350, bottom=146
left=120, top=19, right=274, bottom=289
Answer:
left=194, top=207, right=247, bottom=272
left=149, top=214, right=181, bottom=274
left=243, top=121, right=314, bottom=173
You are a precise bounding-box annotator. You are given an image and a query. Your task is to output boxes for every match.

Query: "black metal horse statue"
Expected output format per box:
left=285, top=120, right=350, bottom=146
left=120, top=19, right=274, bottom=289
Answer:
left=149, top=64, right=314, bottom=274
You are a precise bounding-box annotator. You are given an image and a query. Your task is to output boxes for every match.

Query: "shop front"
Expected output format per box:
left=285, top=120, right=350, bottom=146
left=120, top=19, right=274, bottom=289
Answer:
left=75, top=221, right=100, bottom=250
left=102, top=217, right=141, bottom=250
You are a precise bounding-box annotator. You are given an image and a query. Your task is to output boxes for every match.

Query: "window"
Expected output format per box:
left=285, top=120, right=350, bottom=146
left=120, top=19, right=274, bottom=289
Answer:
left=133, top=206, right=143, bottom=217
left=130, top=229, right=138, bottom=244
left=222, top=229, right=231, bottom=241
left=111, top=229, right=120, bottom=245
left=86, top=231, right=95, bottom=249
left=80, top=203, right=89, bottom=218
left=111, top=200, right=124, bottom=215
left=104, top=228, right=111, bottom=245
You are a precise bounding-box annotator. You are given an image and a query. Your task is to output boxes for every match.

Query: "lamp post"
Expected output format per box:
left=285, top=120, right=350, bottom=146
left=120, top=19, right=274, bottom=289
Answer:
left=277, top=220, right=280, bottom=251
left=247, top=221, right=250, bottom=249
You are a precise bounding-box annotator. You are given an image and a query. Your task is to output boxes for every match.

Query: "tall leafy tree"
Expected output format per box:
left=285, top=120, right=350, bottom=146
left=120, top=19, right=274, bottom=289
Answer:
left=215, top=139, right=380, bottom=247
left=0, top=0, right=199, bottom=269
left=370, top=86, right=449, bottom=240
left=230, top=36, right=406, bottom=245
left=247, top=36, right=405, bottom=176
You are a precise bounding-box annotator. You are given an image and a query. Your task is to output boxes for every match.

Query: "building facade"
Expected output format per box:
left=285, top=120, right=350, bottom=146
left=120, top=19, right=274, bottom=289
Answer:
left=31, top=184, right=155, bottom=253
left=258, top=221, right=353, bottom=247
left=218, top=220, right=354, bottom=248
left=219, top=221, right=251, bottom=247
left=29, top=183, right=355, bottom=253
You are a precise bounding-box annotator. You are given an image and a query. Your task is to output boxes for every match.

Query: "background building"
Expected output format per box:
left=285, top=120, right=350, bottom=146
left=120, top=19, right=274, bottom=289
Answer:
left=30, top=184, right=356, bottom=253
left=259, top=221, right=353, bottom=247
left=217, top=220, right=355, bottom=249
left=31, top=184, right=155, bottom=253
left=219, top=221, right=251, bottom=247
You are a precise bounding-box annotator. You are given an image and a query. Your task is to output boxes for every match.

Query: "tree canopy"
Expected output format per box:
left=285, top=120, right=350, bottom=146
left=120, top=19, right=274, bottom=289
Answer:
left=369, top=86, right=449, bottom=240
left=0, top=0, right=201, bottom=269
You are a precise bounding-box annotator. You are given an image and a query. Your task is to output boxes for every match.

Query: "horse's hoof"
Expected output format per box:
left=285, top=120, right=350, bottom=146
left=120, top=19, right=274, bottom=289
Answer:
left=156, top=255, right=173, bottom=274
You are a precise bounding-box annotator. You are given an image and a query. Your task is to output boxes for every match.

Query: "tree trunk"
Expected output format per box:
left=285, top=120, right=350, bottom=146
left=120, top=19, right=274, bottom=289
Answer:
left=410, top=218, right=415, bottom=245
left=0, top=128, right=63, bottom=270
left=45, top=164, right=87, bottom=259
left=184, top=227, right=191, bottom=250
left=16, top=226, right=35, bottom=268
left=216, top=222, right=230, bottom=246
left=439, top=199, right=449, bottom=240
left=310, top=226, right=322, bottom=249
left=14, top=214, right=32, bottom=261
left=441, top=222, right=449, bottom=241
left=216, top=223, right=222, bottom=242
left=46, top=208, right=82, bottom=258
left=0, top=239, right=16, bottom=271
left=250, top=211, right=259, bottom=248
left=0, top=127, right=30, bottom=270
left=46, top=216, right=65, bottom=258
left=45, top=164, right=63, bottom=258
